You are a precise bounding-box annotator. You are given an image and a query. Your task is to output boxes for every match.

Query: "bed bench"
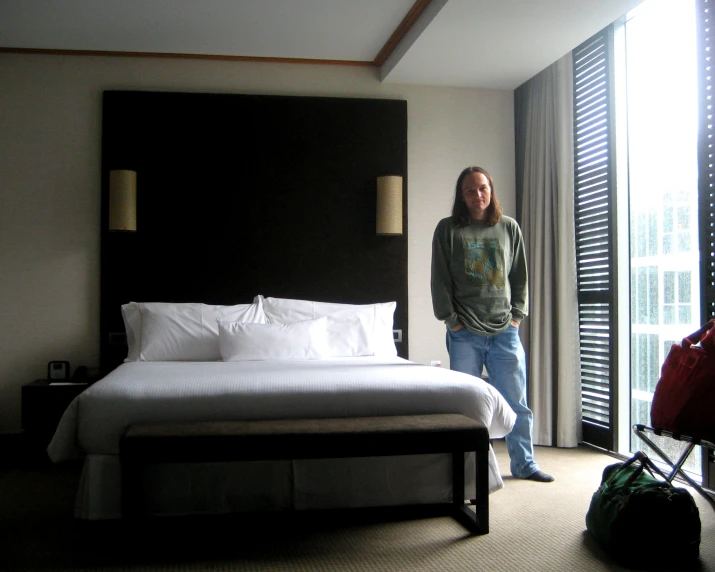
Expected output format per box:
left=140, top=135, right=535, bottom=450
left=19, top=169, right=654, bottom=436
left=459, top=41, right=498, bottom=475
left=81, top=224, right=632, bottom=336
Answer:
left=120, top=413, right=490, bottom=534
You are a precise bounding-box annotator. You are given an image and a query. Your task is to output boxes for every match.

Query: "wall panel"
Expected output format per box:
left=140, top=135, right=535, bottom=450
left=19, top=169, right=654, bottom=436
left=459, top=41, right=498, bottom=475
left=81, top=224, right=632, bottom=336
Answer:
left=100, top=90, right=408, bottom=370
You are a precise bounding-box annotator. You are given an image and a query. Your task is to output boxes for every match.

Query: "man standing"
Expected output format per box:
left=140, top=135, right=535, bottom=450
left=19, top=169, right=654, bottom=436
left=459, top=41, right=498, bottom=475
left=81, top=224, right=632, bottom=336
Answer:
left=431, top=166, right=553, bottom=483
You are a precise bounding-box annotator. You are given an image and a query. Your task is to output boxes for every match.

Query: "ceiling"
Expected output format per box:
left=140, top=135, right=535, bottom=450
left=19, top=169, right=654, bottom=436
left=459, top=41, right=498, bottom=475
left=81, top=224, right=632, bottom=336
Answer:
left=0, top=0, right=646, bottom=90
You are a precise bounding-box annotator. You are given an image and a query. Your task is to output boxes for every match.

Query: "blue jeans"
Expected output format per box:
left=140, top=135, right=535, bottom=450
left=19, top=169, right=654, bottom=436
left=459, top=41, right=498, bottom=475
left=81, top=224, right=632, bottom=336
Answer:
left=446, top=325, right=539, bottom=478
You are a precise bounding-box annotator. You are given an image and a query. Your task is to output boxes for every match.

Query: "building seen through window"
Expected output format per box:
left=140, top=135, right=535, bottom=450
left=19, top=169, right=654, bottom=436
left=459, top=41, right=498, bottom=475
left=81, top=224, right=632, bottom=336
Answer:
left=623, top=0, right=700, bottom=474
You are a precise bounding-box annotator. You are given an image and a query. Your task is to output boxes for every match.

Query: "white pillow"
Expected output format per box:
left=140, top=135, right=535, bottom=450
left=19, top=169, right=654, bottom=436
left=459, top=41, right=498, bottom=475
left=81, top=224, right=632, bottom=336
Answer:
left=322, top=309, right=374, bottom=357
left=259, top=296, right=397, bottom=357
left=218, top=317, right=330, bottom=361
left=121, top=302, right=143, bottom=361
left=121, top=300, right=267, bottom=362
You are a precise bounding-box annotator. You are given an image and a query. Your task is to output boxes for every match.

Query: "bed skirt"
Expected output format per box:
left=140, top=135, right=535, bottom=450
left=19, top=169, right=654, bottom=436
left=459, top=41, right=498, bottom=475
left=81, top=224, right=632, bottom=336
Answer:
left=74, top=449, right=502, bottom=520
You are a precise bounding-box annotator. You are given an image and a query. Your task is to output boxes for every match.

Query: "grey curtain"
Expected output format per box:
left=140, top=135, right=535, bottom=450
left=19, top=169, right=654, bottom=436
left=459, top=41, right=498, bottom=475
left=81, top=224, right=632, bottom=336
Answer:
left=514, top=54, right=581, bottom=448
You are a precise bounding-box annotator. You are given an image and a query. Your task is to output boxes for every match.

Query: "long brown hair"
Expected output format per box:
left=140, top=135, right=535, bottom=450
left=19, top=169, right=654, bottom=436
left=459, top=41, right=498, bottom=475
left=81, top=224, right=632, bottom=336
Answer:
left=451, top=166, right=502, bottom=226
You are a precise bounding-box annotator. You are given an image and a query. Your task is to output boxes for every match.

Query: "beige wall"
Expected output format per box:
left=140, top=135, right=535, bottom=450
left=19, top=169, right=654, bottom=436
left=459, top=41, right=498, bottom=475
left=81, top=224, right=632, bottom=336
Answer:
left=0, top=53, right=515, bottom=434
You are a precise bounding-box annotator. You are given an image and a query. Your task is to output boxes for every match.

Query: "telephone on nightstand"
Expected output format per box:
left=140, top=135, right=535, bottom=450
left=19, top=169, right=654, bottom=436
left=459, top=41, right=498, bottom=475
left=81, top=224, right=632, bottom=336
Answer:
left=47, top=361, right=70, bottom=380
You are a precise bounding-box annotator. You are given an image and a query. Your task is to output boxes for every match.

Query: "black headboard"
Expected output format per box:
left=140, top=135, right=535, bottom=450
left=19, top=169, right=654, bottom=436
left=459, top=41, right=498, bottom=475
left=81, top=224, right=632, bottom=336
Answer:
left=100, top=90, right=408, bottom=372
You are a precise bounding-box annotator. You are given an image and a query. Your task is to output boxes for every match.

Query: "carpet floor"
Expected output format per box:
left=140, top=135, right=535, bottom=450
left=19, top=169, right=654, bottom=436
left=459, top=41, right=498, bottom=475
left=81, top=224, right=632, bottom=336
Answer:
left=1, top=440, right=713, bottom=571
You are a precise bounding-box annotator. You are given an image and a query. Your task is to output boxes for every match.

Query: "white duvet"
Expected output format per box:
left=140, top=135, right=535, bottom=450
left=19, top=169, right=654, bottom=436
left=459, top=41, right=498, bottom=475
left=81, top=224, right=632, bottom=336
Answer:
left=49, top=357, right=516, bottom=519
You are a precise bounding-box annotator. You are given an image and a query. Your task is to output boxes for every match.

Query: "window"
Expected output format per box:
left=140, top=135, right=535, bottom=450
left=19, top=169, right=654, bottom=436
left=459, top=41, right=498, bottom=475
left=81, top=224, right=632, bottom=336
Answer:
left=574, top=0, right=706, bottom=477
left=663, top=270, right=692, bottom=324
left=623, top=0, right=700, bottom=475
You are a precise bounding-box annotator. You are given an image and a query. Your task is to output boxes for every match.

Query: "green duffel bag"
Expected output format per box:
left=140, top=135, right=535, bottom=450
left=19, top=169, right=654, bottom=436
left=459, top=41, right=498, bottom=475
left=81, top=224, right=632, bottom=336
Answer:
left=586, top=451, right=701, bottom=568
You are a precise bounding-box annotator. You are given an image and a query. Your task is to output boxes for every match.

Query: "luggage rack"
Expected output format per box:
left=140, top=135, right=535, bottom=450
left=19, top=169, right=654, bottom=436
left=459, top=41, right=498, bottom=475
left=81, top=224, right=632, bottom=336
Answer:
left=633, top=424, right=715, bottom=502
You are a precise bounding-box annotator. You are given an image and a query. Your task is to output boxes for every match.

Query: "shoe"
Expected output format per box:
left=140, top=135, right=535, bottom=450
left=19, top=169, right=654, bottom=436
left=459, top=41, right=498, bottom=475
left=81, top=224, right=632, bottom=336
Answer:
left=524, top=470, right=554, bottom=482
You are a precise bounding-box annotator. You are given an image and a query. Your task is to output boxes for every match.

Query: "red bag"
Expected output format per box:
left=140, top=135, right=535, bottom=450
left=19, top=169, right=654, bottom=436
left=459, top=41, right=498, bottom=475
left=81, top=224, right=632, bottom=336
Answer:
left=650, top=319, right=715, bottom=442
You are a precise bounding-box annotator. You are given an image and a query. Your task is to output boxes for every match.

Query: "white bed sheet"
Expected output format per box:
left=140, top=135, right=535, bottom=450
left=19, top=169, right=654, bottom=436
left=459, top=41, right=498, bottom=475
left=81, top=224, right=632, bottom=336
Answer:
left=48, top=357, right=516, bottom=520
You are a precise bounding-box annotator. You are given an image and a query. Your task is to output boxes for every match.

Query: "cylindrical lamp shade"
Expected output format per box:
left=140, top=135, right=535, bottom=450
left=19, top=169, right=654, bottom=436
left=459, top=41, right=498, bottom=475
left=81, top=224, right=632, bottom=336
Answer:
left=109, top=170, right=137, bottom=231
left=376, top=175, right=403, bottom=235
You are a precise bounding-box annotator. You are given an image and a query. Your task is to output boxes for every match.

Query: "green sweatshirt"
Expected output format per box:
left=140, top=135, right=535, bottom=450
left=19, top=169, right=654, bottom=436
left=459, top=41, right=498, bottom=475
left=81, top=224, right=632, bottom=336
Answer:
left=431, top=215, right=528, bottom=335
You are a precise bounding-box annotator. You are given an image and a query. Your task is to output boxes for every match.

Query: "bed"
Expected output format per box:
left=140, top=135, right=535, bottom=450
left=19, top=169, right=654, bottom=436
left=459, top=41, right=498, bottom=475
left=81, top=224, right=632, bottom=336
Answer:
left=48, top=296, right=515, bottom=520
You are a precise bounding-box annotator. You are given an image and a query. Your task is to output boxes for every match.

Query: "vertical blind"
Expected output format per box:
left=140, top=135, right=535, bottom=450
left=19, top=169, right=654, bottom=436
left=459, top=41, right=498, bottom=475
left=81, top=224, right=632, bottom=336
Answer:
left=573, top=28, right=617, bottom=450
left=697, top=0, right=715, bottom=488
left=699, top=0, right=715, bottom=323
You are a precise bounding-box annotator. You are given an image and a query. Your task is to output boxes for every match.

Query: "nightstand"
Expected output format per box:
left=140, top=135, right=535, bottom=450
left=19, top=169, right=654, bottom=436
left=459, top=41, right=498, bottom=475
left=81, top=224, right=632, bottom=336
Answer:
left=21, top=379, right=92, bottom=452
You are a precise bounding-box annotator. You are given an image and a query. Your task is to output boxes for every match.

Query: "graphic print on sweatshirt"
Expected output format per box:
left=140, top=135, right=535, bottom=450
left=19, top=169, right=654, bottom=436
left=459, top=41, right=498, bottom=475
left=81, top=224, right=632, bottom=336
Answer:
left=462, top=237, right=505, bottom=288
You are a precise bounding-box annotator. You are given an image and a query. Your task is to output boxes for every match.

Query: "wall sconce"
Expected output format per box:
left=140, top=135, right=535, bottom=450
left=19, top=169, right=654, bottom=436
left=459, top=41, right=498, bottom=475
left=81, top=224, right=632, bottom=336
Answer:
left=376, top=175, right=403, bottom=235
left=109, top=170, right=137, bottom=232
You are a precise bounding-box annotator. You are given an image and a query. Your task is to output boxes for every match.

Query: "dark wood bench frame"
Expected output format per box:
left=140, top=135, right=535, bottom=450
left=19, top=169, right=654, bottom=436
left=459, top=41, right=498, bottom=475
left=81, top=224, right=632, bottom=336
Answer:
left=120, top=413, right=490, bottom=534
